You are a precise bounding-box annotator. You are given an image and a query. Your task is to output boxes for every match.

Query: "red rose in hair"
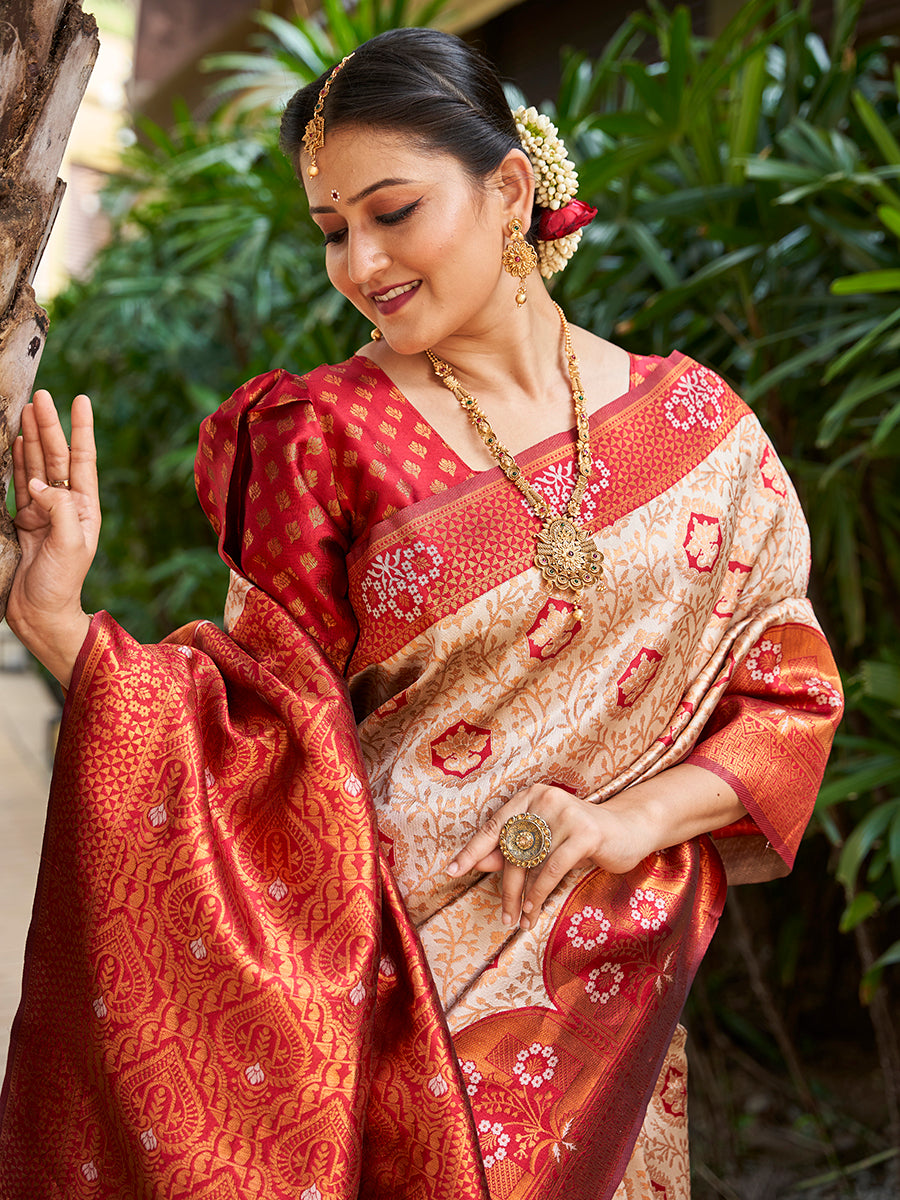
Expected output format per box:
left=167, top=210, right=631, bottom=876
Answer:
left=538, top=199, right=598, bottom=241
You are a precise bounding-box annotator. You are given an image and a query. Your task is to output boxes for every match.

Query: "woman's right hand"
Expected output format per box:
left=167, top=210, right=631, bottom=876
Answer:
left=6, top=389, right=100, bottom=688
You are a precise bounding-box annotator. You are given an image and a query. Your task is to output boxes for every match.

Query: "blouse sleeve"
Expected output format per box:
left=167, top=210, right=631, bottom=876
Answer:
left=195, top=368, right=359, bottom=672
left=685, top=414, right=843, bottom=878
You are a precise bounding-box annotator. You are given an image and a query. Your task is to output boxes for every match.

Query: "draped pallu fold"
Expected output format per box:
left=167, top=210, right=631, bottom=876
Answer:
left=0, top=350, right=842, bottom=1198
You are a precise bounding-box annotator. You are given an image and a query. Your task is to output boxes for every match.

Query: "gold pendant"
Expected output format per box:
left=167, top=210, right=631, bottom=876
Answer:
left=534, top=517, right=605, bottom=593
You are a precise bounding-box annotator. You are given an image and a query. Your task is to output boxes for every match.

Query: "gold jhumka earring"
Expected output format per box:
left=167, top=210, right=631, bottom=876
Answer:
left=302, top=53, right=354, bottom=177
left=501, top=218, right=538, bottom=306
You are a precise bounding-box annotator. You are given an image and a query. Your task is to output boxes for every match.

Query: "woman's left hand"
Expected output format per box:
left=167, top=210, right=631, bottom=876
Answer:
left=446, top=784, right=654, bottom=930
left=446, top=765, right=746, bottom=930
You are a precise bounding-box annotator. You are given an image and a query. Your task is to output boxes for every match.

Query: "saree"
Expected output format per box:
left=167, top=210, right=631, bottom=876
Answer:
left=0, top=351, right=842, bottom=1198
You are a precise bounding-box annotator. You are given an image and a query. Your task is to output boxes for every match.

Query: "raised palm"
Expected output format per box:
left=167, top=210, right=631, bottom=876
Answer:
left=6, top=390, right=100, bottom=684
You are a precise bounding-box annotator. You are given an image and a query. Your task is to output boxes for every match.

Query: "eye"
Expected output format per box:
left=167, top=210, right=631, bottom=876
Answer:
left=377, top=199, right=422, bottom=226
left=321, top=198, right=422, bottom=248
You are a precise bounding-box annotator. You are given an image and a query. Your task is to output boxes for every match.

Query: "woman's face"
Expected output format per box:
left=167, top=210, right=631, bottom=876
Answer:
left=304, top=126, right=517, bottom=355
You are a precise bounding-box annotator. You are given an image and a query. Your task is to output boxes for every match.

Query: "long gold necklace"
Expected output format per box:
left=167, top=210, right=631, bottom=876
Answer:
left=426, top=302, right=605, bottom=596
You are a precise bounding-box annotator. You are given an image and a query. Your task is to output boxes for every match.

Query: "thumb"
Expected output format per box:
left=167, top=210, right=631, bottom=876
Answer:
left=28, top=478, right=83, bottom=544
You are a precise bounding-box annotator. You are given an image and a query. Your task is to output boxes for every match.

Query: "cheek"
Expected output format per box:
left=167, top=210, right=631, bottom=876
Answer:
left=429, top=210, right=495, bottom=274
left=325, top=250, right=349, bottom=293
left=325, top=252, right=371, bottom=318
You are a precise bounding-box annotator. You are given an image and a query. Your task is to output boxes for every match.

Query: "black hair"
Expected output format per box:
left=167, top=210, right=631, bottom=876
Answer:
left=280, top=28, right=539, bottom=241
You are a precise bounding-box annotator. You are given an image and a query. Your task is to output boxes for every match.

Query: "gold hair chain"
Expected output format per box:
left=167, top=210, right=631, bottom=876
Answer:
left=303, top=53, right=354, bottom=177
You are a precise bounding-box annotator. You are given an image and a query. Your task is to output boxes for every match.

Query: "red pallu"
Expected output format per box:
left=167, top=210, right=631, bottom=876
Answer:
left=0, top=597, right=489, bottom=1199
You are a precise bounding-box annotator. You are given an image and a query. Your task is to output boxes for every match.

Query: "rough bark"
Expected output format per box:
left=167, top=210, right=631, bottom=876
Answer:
left=0, top=0, right=99, bottom=619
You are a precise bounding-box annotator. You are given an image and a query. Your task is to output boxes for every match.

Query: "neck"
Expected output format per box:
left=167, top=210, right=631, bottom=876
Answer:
left=425, top=286, right=567, bottom=402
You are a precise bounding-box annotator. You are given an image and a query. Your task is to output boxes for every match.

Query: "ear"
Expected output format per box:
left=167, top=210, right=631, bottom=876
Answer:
left=494, top=148, right=535, bottom=225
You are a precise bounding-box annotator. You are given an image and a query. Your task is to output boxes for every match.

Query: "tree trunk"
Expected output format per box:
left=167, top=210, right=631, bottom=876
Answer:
left=0, top=0, right=99, bottom=619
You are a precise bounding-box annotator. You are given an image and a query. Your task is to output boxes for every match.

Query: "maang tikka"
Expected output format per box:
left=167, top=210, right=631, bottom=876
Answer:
left=303, top=53, right=354, bottom=177
left=501, top=218, right=538, bottom=306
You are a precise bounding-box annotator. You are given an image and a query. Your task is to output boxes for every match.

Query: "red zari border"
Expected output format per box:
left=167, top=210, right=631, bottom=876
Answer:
left=348, top=355, right=746, bottom=671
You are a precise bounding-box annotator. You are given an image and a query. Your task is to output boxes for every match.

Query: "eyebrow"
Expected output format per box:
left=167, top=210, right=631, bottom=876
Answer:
left=309, top=177, right=417, bottom=214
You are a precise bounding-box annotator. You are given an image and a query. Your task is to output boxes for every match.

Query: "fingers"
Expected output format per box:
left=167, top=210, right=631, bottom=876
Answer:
left=447, top=801, right=528, bottom=928
left=31, top=389, right=74, bottom=488
left=19, top=402, right=46, bottom=487
left=18, top=390, right=95, bottom=494
left=500, top=863, right=528, bottom=927
left=11, top=434, right=30, bottom=513
left=521, top=845, right=584, bottom=929
left=69, top=393, right=97, bottom=497
left=448, top=786, right=610, bottom=932
left=448, top=790, right=567, bottom=928
left=26, top=475, right=85, bottom=547
left=448, top=807, right=510, bottom=879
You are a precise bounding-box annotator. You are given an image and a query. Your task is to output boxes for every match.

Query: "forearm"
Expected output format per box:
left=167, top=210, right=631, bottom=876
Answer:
left=602, top=762, right=746, bottom=860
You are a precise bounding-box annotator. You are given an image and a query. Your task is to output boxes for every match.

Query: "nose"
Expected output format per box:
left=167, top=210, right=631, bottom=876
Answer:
left=346, top=229, right=391, bottom=286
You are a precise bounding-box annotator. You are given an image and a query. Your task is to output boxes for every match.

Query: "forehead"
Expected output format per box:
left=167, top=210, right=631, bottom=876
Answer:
left=303, top=125, right=466, bottom=205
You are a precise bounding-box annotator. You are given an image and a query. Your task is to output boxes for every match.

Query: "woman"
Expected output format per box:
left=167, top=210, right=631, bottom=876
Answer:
left=0, top=27, right=841, bottom=1200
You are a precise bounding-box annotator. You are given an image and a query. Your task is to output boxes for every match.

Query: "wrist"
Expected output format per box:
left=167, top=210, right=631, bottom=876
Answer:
left=603, top=764, right=746, bottom=857
left=598, top=791, right=664, bottom=867
left=10, top=608, right=93, bottom=689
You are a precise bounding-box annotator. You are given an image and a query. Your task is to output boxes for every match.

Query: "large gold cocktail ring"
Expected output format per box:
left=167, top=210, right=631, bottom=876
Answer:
left=498, top=813, right=552, bottom=868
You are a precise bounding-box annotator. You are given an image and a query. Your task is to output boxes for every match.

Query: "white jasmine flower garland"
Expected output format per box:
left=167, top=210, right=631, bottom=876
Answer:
left=512, top=105, right=594, bottom=279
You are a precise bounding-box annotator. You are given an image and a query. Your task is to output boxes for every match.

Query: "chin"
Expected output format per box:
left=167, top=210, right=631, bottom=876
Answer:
left=376, top=331, right=432, bottom=357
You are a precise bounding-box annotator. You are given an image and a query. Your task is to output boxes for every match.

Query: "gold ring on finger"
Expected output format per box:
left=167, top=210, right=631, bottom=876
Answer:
left=499, top=812, right=552, bottom=868
left=48, top=478, right=70, bottom=489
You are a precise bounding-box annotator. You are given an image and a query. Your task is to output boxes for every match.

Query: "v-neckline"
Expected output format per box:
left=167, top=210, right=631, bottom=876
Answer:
left=353, top=352, right=643, bottom=480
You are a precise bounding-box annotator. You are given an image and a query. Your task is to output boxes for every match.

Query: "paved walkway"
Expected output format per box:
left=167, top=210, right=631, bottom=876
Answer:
left=0, top=648, right=60, bottom=1056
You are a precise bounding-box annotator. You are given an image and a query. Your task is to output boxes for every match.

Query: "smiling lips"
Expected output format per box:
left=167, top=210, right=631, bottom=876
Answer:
left=370, top=280, right=421, bottom=314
